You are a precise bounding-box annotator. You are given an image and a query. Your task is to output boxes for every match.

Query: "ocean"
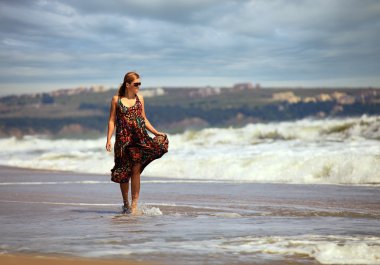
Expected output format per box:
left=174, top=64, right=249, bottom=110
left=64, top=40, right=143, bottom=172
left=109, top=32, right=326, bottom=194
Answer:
left=0, top=115, right=379, bottom=264
left=1, top=115, right=379, bottom=185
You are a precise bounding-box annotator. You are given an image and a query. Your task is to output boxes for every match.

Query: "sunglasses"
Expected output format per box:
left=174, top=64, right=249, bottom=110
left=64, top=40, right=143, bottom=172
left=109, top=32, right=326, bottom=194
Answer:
left=132, top=82, right=141, bottom=87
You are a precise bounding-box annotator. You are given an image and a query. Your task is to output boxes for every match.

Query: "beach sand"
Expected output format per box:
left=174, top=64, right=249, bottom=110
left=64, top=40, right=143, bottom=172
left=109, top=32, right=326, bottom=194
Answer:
left=1, top=165, right=379, bottom=264
left=0, top=254, right=155, bottom=265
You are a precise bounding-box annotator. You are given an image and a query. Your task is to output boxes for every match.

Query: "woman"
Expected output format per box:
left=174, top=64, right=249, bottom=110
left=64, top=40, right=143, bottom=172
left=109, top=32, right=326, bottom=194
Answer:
left=106, top=71, right=169, bottom=214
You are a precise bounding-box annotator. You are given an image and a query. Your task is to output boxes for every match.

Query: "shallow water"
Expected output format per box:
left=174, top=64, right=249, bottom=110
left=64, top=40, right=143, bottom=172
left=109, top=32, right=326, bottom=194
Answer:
left=1, top=167, right=379, bottom=264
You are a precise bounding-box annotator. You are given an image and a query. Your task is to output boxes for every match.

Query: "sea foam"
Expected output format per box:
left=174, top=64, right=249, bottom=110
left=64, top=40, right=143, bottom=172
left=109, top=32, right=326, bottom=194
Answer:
left=0, top=115, right=379, bottom=185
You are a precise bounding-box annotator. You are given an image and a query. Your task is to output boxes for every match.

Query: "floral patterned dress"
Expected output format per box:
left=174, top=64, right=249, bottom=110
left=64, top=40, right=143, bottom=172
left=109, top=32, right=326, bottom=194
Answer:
left=111, top=95, right=169, bottom=183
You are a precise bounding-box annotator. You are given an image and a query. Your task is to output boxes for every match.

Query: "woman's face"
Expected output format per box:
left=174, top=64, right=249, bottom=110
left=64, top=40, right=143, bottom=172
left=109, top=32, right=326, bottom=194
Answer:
left=127, top=78, right=141, bottom=94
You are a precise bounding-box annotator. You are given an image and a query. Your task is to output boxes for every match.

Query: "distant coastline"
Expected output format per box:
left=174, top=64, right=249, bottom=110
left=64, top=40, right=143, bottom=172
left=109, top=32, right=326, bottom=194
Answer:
left=0, top=84, right=379, bottom=137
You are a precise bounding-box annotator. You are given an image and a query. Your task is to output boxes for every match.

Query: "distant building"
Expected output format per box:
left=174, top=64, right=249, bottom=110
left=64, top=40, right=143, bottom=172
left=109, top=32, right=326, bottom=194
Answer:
left=330, top=91, right=355, bottom=104
left=89, top=85, right=106, bottom=93
left=358, top=89, right=378, bottom=103
left=337, top=95, right=355, bottom=105
left=50, top=86, right=110, bottom=97
left=140, top=87, right=165, bottom=98
left=331, top=92, right=346, bottom=101
left=272, top=92, right=301, bottom=104
left=302, top=97, right=317, bottom=103
left=189, top=86, right=221, bottom=97
left=316, top=93, right=332, bottom=102
left=232, top=83, right=255, bottom=91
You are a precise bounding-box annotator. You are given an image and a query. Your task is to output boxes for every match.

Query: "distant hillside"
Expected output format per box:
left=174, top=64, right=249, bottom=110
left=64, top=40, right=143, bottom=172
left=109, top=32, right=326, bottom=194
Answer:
left=0, top=85, right=379, bottom=138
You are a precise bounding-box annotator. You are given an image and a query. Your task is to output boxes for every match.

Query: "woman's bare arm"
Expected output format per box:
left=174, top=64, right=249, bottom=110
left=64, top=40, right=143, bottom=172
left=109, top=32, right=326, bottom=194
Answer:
left=138, top=94, right=165, bottom=136
left=106, top=95, right=118, bottom=151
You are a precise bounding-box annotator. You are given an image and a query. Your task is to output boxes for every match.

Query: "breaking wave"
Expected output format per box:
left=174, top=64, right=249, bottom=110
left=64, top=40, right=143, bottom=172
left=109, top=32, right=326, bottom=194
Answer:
left=0, top=115, right=379, bottom=185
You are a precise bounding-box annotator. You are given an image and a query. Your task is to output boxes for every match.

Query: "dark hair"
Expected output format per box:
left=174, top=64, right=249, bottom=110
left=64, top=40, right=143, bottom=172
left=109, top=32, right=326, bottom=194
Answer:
left=118, top=72, right=140, bottom=97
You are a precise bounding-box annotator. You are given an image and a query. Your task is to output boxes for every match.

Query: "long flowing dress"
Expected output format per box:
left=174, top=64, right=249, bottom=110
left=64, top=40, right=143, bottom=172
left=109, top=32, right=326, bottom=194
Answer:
left=111, top=95, right=169, bottom=183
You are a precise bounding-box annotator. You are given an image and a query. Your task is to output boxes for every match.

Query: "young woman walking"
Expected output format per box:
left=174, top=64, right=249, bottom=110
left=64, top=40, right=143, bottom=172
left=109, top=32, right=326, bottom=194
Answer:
left=106, top=72, right=168, bottom=214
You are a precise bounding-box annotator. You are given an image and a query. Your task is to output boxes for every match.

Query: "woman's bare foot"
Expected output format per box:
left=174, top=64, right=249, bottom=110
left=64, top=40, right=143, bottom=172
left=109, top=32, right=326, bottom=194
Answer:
left=130, top=201, right=138, bottom=215
left=122, top=202, right=131, bottom=214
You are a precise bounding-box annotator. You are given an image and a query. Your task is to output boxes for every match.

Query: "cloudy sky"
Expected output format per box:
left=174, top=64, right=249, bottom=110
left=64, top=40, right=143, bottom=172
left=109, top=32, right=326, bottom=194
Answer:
left=1, top=0, right=379, bottom=95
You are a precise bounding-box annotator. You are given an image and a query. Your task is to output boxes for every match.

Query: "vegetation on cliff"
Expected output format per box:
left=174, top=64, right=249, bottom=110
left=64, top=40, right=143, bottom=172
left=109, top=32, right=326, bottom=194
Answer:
left=0, top=86, right=379, bottom=137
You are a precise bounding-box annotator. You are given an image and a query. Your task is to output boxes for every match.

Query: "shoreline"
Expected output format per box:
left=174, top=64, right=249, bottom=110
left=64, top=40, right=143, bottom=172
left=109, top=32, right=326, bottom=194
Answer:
left=0, top=164, right=105, bottom=176
left=0, top=253, right=306, bottom=265
left=0, top=253, right=156, bottom=265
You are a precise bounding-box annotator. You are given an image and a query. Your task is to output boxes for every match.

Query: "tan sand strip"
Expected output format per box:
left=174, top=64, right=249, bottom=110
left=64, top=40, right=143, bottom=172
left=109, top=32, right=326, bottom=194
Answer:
left=0, top=254, right=158, bottom=265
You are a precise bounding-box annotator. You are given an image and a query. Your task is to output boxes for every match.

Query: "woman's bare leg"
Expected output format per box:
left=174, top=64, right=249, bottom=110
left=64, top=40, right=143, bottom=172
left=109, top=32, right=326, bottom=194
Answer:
left=120, top=183, right=130, bottom=210
left=130, top=164, right=141, bottom=214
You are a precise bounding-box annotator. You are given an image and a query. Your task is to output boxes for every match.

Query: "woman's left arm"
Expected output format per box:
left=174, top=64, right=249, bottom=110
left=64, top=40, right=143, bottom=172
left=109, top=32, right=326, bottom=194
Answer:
left=139, top=94, right=166, bottom=137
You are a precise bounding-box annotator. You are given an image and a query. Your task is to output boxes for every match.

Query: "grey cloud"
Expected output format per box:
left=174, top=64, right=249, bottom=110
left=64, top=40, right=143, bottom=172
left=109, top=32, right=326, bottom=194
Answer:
left=0, top=0, right=379, bottom=94
left=207, top=0, right=380, bottom=76
left=64, top=0, right=228, bottom=23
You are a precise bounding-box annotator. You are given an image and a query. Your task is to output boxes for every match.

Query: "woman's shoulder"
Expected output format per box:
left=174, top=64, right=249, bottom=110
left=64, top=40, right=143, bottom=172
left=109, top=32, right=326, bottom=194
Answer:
left=136, top=93, right=144, bottom=102
left=111, top=95, right=119, bottom=104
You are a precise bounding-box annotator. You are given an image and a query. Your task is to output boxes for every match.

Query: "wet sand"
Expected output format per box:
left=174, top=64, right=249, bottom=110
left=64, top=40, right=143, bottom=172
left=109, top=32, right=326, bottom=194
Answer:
left=0, top=254, right=155, bottom=265
left=1, top=165, right=379, bottom=264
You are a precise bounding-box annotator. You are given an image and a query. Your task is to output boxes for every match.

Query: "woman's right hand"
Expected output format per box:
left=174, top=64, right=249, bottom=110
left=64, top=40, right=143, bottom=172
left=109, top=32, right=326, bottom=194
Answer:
left=106, top=141, right=112, bottom=152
